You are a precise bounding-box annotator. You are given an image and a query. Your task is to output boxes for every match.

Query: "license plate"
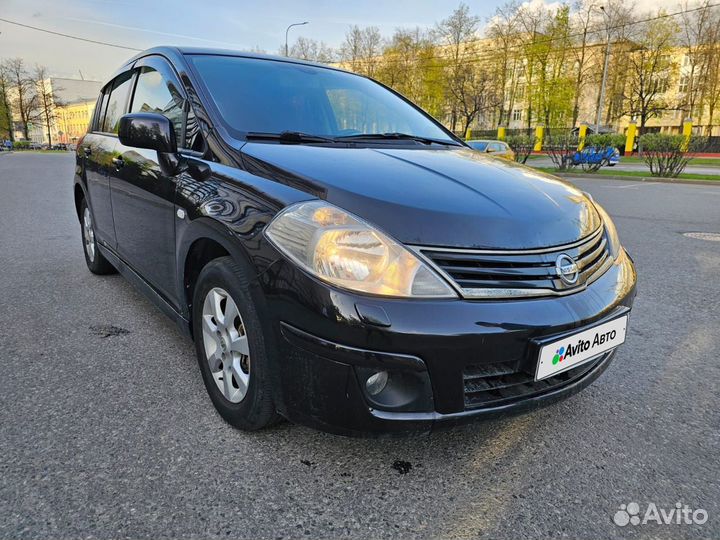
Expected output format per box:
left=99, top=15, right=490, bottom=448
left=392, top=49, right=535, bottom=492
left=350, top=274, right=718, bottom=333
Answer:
left=535, top=315, right=628, bottom=380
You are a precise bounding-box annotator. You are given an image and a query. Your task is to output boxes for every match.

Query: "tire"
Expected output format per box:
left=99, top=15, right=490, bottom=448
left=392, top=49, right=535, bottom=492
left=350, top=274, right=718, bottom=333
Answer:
left=192, top=256, right=279, bottom=430
left=80, top=198, right=116, bottom=275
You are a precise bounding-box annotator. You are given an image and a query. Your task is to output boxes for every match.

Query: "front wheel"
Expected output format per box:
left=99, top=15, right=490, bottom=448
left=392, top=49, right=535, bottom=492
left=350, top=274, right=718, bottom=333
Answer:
left=192, top=257, right=279, bottom=430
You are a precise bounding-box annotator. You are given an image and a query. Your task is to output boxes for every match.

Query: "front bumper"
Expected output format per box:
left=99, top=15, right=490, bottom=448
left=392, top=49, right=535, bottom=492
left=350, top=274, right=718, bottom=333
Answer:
left=260, top=248, right=637, bottom=437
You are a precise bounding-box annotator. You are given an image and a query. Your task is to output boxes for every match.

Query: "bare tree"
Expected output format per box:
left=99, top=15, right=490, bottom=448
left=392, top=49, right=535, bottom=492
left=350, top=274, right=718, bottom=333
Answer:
left=0, top=61, right=14, bottom=141
left=340, top=25, right=364, bottom=72
left=288, top=37, right=335, bottom=63
left=596, top=0, right=638, bottom=124
left=340, top=26, right=382, bottom=76
left=678, top=0, right=718, bottom=125
left=569, top=0, right=599, bottom=126
left=435, top=3, right=481, bottom=131
left=620, top=13, right=678, bottom=134
left=34, top=66, right=62, bottom=147
left=699, top=23, right=720, bottom=134
left=486, top=1, right=521, bottom=127
left=5, top=58, right=39, bottom=140
left=449, top=64, right=499, bottom=133
left=359, top=27, right=383, bottom=77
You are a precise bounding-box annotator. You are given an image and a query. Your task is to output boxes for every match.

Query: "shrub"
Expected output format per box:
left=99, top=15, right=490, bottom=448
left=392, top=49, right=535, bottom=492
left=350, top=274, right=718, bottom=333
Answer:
left=544, top=131, right=579, bottom=171
left=13, top=140, right=29, bottom=150
left=638, top=133, right=705, bottom=177
left=577, top=133, right=626, bottom=173
left=506, top=134, right=536, bottom=164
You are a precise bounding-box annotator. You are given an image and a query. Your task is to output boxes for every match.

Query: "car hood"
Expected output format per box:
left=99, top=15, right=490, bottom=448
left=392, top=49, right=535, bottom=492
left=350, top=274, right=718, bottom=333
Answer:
left=241, top=143, right=601, bottom=249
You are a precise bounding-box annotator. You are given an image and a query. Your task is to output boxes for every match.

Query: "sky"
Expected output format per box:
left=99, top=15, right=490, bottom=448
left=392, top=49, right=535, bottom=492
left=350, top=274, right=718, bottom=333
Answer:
left=0, top=0, right=682, bottom=82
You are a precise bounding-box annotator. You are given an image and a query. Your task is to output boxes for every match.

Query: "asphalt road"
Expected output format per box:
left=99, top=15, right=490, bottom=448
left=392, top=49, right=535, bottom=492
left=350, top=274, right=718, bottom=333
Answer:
left=1, top=152, right=719, bottom=540
left=529, top=156, right=720, bottom=176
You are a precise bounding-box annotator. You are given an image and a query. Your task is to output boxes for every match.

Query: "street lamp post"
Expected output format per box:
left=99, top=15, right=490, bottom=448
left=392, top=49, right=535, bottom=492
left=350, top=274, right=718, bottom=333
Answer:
left=285, top=21, right=309, bottom=57
left=595, top=6, right=612, bottom=134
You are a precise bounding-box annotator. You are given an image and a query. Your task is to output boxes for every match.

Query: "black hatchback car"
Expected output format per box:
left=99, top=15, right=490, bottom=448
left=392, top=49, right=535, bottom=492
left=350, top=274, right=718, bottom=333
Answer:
left=74, top=47, right=636, bottom=436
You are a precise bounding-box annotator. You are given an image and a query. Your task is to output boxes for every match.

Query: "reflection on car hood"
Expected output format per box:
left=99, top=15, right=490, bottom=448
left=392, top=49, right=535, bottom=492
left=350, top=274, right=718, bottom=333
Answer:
left=241, top=143, right=601, bottom=250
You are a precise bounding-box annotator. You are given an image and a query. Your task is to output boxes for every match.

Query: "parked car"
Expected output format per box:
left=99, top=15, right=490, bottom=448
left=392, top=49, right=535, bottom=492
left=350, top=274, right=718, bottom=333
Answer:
left=573, top=146, right=620, bottom=167
left=74, top=47, right=636, bottom=436
left=466, top=139, right=516, bottom=160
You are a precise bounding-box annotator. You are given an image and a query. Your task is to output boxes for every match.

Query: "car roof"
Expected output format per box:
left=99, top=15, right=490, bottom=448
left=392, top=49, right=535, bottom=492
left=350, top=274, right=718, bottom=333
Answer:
left=121, top=46, right=352, bottom=76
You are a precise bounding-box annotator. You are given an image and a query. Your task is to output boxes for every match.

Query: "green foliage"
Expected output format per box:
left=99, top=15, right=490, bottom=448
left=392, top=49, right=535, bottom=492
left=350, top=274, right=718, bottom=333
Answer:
left=585, top=133, right=625, bottom=149
left=577, top=133, right=625, bottom=172
left=13, top=140, right=29, bottom=149
left=544, top=131, right=579, bottom=171
left=638, top=133, right=705, bottom=177
left=506, top=134, right=536, bottom=163
left=0, top=95, right=8, bottom=139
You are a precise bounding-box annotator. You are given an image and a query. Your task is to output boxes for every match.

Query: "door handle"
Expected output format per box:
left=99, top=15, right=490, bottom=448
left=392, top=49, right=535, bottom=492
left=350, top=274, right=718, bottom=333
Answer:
left=84, top=147, right=91, bottom=157
left=112, top=157, right=124, bottom=169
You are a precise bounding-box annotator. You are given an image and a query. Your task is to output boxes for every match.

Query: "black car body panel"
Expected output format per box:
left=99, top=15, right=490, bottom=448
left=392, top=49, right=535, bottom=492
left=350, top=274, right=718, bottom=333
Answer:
left=241, top=143, right=601, bottom=249
left=74, top=46, right=637, bottom=436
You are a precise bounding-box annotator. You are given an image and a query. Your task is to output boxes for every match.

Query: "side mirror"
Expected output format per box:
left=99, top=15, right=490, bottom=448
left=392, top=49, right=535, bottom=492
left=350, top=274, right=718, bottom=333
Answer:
left=118, top=113, right=177, bottom=154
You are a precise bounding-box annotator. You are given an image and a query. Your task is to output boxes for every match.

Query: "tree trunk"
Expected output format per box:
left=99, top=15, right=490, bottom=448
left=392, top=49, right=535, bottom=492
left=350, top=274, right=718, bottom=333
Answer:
left=45, top=117, right=52, bottom=147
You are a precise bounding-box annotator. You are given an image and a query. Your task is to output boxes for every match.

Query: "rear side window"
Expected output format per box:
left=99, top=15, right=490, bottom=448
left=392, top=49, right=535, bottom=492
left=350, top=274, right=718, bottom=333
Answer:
left=130, top=67, right=184, bottom=144
left=102, top=71, right=133, bottom=134
left=93, top=92, right=110, bottom=132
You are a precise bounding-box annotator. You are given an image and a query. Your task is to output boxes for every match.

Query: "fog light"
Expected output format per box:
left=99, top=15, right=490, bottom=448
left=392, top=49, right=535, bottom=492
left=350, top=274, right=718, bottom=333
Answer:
left=355, top=365, right=434, bottom=412
left=365, top=370, right=388, bottom=396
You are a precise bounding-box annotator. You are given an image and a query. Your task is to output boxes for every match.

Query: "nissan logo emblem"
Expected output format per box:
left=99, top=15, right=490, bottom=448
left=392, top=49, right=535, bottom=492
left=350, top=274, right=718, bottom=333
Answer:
left=555, top=254, right=579, bottom=285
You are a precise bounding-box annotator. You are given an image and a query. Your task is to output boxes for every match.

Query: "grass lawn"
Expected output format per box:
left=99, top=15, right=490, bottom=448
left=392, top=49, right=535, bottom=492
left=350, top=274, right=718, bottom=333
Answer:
left=532, top=167, right=720, bottom=182
left=613, top=156, right=720, bottom=166
left=527, top=154, right=720, bottom=166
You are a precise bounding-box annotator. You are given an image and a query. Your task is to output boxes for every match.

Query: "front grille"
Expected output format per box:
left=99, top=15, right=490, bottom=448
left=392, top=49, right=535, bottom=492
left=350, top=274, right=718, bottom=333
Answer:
left=463, top=355, right=605, bottom=409
left=417, top=226, right=612, bottom=298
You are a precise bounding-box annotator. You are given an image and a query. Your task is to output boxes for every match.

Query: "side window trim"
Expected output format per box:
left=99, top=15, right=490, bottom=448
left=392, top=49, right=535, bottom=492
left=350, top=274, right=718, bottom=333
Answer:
left=94, top=69, right=136, bottom=136
left=131, top=55, right=195, bottom=150
left=92, top=90, right=110, bottom=133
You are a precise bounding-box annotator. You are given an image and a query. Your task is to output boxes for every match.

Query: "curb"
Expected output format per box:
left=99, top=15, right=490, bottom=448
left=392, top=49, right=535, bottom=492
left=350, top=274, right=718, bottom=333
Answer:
left=549, top=172, right=720, bottom=187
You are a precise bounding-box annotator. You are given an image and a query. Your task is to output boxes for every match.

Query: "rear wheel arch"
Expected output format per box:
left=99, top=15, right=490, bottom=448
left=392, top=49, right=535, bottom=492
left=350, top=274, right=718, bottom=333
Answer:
left=74, top=183, right=87, bottom=222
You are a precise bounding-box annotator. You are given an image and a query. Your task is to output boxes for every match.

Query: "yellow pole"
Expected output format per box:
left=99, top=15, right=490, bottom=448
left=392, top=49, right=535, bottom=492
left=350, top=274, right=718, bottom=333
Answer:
left=578, top=124, right=588, bottom=151
left=465, top=127, right=472, bottom=141
left=497, top=126, right=506, bottom=141
left=534, top=125, right=544, bottom=152
left=625, top=123, right=637, bottom=155
left=682, top=118, right=693, bottom=151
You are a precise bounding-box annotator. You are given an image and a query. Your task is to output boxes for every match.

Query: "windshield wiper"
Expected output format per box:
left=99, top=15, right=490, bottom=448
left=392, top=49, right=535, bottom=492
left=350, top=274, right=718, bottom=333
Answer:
left=335, top=132, right=462, bottom=147
left=245, top=131, right=337, bottom=144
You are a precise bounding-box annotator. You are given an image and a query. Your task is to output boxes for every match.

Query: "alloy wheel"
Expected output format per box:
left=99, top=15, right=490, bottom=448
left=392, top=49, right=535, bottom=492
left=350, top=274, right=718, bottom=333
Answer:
left=83, top=207, right=96, bottom=262
left=201, top=287, right=250, bottom=403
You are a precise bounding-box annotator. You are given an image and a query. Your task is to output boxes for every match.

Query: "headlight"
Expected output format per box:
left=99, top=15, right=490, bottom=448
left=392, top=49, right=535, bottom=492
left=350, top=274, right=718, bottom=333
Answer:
left=265, top=200, right=456, bottom=298
left=593, top=202, right=622, bottom=258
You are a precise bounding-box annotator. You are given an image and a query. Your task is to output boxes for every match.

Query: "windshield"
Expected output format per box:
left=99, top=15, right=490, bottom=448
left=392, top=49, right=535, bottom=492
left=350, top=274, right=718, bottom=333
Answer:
left=468, top=141, right=489, bottom=151
left=188, top=55, right=455, bottom=143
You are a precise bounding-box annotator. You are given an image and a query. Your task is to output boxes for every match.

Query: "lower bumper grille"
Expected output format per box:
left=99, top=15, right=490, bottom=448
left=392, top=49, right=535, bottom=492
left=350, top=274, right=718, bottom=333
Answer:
left=463, top=355, right=605, bottom=409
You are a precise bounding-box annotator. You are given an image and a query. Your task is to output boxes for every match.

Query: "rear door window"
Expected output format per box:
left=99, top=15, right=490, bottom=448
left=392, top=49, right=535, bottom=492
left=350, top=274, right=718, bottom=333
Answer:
left=93, top=91, right=110, bottom=132
left=102, top=71, right=134, bottom=134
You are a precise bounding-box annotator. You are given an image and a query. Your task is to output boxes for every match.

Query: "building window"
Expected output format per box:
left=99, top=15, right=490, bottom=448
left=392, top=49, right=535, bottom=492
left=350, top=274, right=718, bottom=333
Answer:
left=679, top=75, right=689, bottom=94
left=512, top=109, right=522, bottom=122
